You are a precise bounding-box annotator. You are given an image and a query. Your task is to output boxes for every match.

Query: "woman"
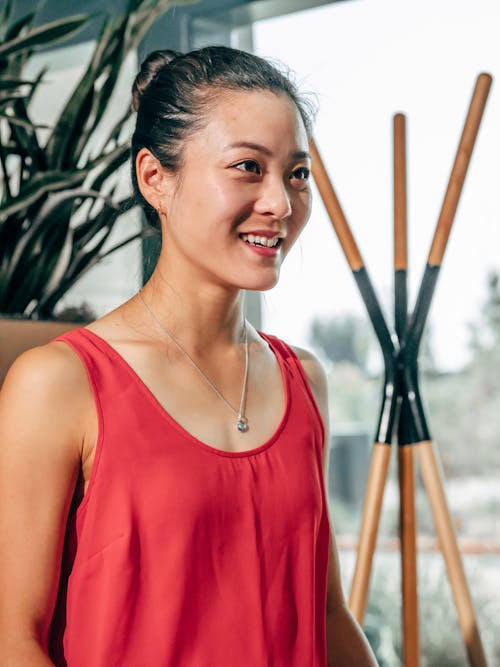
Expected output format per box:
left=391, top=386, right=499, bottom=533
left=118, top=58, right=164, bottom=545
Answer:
left=0, top=47, right=378, bottom=666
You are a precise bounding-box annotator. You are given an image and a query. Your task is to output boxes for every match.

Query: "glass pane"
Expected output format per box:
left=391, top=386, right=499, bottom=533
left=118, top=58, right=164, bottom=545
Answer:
left=254, top=2, right=500, bottom=664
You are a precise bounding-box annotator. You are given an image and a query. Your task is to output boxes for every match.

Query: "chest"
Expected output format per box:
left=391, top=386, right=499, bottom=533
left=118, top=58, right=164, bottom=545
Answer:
left=134, top=345, right=288, bottom=450
left=79, top=335, right=292, bottom=497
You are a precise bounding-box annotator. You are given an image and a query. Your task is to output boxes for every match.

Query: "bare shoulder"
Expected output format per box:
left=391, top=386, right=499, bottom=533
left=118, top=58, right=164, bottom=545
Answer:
left=0, top=339, right=91, bottom=456
left=288, top=344, right=329, bottom=424
left=2, top=338, right=89, bottom=401
left=289, top=344, right=328, bottom=390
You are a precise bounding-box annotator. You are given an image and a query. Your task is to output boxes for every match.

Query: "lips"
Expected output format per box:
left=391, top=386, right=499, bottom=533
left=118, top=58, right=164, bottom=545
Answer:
left=240, top=237, right=281, bottom=257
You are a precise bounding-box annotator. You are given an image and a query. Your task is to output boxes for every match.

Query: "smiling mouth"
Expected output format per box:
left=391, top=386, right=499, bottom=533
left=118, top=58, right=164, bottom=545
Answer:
left=238, top=233, right=283, bottom=249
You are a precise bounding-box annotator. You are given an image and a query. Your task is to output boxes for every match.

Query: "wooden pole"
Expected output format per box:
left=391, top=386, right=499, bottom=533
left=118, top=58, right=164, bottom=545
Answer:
left=417, top=442, right=489, bottom=667
left=394, top=112, right=420, bottom=667
left=394, top=113, right=408, bottom=273
left=309, top=138, right=364, bottom=271
left=399, top=446, right=419, bottom=667
left=428, top=73, right=492, bottom=266
left=348, top=443, right=392, bottom=622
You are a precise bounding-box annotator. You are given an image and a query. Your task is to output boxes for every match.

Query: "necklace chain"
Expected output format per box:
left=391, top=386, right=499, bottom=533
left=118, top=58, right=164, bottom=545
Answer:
left=137, top=290, right=250, bottom=432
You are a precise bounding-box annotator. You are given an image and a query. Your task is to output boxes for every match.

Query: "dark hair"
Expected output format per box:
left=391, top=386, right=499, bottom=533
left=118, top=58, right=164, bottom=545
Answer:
left=130, top=46, right=316, bottom=229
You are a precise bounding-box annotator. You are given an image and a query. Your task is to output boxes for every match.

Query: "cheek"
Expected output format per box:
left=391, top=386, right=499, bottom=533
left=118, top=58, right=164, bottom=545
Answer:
left=303, top=186, right=313, bottom=216
left=293, top=190, right=312, bottom=232
left=280, top=192, right=311, bottom=256
left=204, top=181, right=257, bottom=235
left=203, top=176, right=254, bottom=216
left=171, top=177, right=253, bottom=239
left=213, top=181, right=247, bottom=212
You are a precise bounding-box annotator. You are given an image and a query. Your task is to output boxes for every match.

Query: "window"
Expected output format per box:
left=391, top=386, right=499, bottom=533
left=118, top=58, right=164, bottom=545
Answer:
left=254, top=2, right=500, bottom=664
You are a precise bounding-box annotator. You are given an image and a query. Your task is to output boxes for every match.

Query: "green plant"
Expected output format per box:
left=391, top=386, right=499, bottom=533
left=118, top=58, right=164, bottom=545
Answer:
left=0, top=0, right=191, bottom=319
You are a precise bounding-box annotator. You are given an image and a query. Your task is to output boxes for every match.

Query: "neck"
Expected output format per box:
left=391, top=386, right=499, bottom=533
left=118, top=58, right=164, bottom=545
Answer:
left=139, top=266, right=248, bottom=354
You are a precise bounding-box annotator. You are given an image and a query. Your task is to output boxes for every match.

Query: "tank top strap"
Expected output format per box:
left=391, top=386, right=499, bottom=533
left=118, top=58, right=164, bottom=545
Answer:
left=48, top=327, right=142, bottom=427
left=258, top=331, right=326, bottom=449
left=48, top=327, right=114, bottom=438
left=50, top=326, right=98, bottom=373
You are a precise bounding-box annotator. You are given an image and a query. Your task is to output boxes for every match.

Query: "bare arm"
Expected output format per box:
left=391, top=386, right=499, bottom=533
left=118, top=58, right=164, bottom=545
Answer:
left=292, top=346, right=379, bottom=667
left=0, top=343, right=87, bottom=665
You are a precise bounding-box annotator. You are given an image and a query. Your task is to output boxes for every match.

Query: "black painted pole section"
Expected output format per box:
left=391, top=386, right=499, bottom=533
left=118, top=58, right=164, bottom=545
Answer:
left=404, top=265, right=441, bottom=358
left=398, top=264, right=441, bottom=443
left=354, top=267, right=399, bottom=444
left=395, top=269, right=418, bottom=446
left=395, top=270, right=408, bottom=342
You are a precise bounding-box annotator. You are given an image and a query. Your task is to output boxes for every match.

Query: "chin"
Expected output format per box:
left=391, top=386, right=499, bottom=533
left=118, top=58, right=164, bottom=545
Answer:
left=241, top=273, right=280, bottom=292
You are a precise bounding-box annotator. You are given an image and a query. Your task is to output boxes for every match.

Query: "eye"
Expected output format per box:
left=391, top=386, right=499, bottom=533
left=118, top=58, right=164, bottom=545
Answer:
left=233, top=159, right=261, bottom=175
left=290, top=166, right=310, bottom=181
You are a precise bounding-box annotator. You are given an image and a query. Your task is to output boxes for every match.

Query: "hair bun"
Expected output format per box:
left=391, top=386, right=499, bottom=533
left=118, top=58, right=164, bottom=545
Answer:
left=131, top=49, right=180, bottom=112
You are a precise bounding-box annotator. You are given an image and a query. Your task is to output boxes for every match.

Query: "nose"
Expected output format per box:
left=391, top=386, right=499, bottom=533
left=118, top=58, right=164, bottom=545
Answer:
left=254, top=176, right=292, bottom=220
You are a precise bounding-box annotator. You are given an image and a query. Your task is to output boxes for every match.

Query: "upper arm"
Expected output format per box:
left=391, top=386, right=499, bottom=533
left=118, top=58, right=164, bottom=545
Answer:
left=0, top=343, right=86, bottom=649
left=290, top=344, right=346, bottom=614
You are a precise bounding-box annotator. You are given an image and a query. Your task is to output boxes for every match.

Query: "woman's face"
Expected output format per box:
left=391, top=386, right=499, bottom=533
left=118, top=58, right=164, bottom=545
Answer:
left=158, top=89, right=312, bottom=292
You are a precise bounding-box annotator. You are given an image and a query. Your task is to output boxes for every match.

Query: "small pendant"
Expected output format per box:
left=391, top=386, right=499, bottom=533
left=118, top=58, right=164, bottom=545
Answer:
left=236, top=416, right=249, bottom=433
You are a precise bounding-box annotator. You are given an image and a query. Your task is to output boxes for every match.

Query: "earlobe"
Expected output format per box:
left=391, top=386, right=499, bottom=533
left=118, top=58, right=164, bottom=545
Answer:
left=157, top=204, right=166, bottom=223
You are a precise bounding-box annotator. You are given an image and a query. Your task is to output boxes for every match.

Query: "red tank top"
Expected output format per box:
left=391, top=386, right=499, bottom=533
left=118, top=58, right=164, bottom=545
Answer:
left=47, top=327, right=331, bottom=666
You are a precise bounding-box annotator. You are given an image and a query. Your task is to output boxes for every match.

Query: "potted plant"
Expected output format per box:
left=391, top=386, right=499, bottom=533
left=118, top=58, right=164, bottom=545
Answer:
left=0, top=0, right=184, bottom=382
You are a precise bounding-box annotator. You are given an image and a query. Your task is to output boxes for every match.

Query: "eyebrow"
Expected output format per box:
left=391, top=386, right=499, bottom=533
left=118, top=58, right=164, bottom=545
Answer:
left=223, top=141, right=311, bottom=160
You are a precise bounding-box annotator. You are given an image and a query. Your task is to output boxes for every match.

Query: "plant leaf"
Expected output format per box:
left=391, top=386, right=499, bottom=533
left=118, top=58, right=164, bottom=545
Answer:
left=40, top=225, right=74, bottom=297
left=0, top=16, right=90, bottom=59
left=0, top=77, right=36, bottom=90
left=44, top=17, right=114, bottom=169
left=1, top=201, right=72, bottom=314
left=87, top=143, right=130, bottom=192
left=0, top=93, right=29, bottom=104
left=38, top=215, right=150, bottom=317
left=0, top=170, right=87, bottom=222
left=72, top=37, right=126, bottom=159
left=4, top=12, right=34, bottom=43
left=0, top=0, right=14, bottom=37
left=0, top=111, right=49, bottom=129
left=102, top=107, right=133, bottom=152
left=1, top=188, right=116, bottom=300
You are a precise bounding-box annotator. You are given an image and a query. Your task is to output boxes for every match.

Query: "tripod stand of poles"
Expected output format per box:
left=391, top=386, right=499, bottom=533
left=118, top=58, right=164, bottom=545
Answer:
left=310, top=72, right=493, bottom=667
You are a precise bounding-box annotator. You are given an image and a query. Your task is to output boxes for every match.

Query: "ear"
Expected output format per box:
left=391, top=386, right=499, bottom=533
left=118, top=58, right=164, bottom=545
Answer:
left=135, top=148, right=175, bottom=211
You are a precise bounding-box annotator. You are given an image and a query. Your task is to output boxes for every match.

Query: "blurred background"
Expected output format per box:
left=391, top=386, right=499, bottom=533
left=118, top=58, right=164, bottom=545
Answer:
left=1, top=0, right=499, bottom=664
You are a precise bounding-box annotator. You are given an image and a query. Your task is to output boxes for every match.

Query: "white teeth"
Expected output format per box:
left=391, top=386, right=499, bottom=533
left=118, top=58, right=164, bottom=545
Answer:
left=240, top=233, right=281, bottom=248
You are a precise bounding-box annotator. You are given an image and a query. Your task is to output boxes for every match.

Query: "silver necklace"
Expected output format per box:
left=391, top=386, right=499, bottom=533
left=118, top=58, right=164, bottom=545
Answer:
left=138, top=290, right=250, bottom=433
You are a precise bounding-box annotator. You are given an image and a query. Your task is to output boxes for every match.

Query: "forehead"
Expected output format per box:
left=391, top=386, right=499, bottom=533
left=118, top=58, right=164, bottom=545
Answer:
left=196, top=89, right=309, bottom=154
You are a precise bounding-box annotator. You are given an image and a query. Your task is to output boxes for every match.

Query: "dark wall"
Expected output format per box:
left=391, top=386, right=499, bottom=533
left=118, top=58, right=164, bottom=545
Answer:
left=9, top=0, right=257, bottom=53
left=13, top=0, right=251, bottom=24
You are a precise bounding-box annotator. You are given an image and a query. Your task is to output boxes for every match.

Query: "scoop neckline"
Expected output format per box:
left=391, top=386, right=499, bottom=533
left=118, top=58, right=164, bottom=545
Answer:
left=77, top=326, right=291, bottom=458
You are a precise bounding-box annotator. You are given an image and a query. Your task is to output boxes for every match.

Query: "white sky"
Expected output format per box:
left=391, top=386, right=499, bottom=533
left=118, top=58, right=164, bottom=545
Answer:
left=254, top=0, right=500, bottom=370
